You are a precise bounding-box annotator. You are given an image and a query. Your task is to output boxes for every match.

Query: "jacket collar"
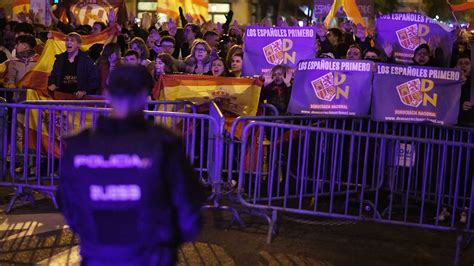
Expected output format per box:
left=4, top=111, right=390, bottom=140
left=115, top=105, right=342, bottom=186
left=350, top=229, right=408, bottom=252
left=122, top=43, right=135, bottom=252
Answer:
left=96, top=113, right=149, bottom=134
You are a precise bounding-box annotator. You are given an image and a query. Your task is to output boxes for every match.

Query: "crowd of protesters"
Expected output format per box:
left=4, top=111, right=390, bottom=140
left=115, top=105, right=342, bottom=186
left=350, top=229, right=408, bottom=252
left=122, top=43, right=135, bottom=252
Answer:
left=0, top=5, right=472, bottom=126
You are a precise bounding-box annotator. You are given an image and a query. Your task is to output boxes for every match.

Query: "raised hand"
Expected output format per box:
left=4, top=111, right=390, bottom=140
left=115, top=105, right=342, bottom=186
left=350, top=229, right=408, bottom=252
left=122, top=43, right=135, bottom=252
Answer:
left=168, top=18, right=177, bottom=36
left=263, top=70, right=273, bottom=86
left=216, top=22, right=223, bottom=34
left=185, top=13, right=193, bottom=23
left=107, top=8, right=116, bottom=25
left=383, top=41, right=393, bottom=58
left=314, top=23, right=327, bottom=39
left=225, top=10, right=233, bottom=22
left=428, top=35, right=441, bottom=52
left=129, top=11, right=136, bottom=24
left=283, top=68, right=294, bottom=86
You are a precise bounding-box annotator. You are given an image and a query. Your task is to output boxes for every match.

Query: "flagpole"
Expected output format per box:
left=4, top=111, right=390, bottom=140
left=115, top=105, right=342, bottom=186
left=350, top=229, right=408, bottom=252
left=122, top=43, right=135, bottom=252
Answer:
left=447, top=0, right=460, bottom=25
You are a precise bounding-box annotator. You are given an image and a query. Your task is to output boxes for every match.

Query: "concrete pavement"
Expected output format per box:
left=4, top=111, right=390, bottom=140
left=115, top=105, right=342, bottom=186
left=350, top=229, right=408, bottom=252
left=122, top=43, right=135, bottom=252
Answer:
left=0, top=198, right=473, bottom=265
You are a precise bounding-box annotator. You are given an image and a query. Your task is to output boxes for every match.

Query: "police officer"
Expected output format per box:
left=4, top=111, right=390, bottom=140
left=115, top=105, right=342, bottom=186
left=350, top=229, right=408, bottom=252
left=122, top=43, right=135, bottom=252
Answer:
left=59, top=65, right=204, bottom=265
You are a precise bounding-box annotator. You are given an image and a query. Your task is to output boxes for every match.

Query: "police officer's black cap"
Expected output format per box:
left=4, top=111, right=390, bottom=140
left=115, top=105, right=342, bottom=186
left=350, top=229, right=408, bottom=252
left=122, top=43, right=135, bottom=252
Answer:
left=107, top=65, right=154, bottom=97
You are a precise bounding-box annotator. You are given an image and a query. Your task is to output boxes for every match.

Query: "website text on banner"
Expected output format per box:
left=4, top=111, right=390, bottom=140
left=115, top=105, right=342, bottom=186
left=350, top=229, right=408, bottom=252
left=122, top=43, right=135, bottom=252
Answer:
left=376, top=13, right=456, bottom=67
left=287, top=58, right=373, bottom=115
left=242, top=26, right=316, bottom=77
left=372, top=63, right=462, bottom=125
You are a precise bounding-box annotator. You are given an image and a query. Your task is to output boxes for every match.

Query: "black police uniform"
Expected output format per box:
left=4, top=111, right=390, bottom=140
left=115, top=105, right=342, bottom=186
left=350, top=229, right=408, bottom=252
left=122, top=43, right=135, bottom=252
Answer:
left=59, top=114, right=205, bottom=265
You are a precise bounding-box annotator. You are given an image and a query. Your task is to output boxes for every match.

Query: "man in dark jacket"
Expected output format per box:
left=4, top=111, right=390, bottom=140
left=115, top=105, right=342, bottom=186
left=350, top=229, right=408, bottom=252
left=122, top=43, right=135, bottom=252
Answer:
left=48, top=32, right=99, bottom=97
left=59, top=65, right=204, bottom=265
left=455, top=53, right=474, bottom=126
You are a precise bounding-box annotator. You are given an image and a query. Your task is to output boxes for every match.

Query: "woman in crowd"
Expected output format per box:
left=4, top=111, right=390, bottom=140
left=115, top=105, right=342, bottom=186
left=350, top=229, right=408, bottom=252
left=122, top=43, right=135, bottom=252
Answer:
left=207, top=57, right=233, bottom=77
left=230, top=52, right=243, bottom=77
left=184, top=39, right=214, bottom=74
left=154, top=53, right=178, bottom=80
left=346, top=44, right=362, bottom=60
left=363, top=47, right=382, bottom=62
left=129, top=37, right=152, bottom=68
left=226, top=44, right=242, bottom=70
left=96, top=43, right=122, bottom=94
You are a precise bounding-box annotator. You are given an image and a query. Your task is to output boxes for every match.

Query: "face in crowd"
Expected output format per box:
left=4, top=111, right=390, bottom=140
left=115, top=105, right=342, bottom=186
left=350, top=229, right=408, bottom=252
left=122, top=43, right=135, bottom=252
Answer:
left=211, top=59, right=225, bottom=76
left=414, top=47, right=430, bottom=66
left=194, top=43, right=208, bottom=61
left=346, top=47, right=362, bottom=60
left=231, top=55, right=243, bottom=73
left=91, top=22, right=103, bottom=34
left=130, top=42, right=143, bottom=58
left=160, top=40, right=175, bottom=55
left=155, top=58, right=165, bottom=75
left=15, top=41, right=30, bottom=54
left=327, top=30, right=341, bottom=47
left=124, top=55, right=139, bottom=65
left=272, top=68, right=285, bottom=85
left=364, top=51, right=379, bottom=61
left=65, top=37, right=80, bottom=54
left=206, top=34, right=219, bottom=48
left=108, top=51, right=120, bottom=65
left=456, top=57, right=471, bottom=78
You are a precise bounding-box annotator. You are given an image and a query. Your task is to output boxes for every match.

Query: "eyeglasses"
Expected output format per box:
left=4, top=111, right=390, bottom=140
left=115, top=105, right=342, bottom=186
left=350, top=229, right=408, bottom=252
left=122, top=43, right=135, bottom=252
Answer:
left=195, top=47, right=207, bottom=52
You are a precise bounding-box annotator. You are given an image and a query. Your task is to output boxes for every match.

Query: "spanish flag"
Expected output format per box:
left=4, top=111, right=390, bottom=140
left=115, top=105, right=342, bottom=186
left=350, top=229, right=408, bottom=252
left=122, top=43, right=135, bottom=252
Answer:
left=448, top=0, right=474, bottom=11
left=0, top=61, right=9, bottom=85
left=157, top=0, right=208, bottom=21
left=324, top=0, right=365, bottom=27
left=155, top=74, right=261, bottom=117
left=19, top=25, right=119, bottom=92
left=18, top=26, right=117, bottom=157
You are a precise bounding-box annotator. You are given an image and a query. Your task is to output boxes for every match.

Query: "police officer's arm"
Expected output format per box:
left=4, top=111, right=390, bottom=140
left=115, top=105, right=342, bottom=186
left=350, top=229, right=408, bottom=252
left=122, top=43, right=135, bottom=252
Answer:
left=164, top=138, right=205, bottom=243
left=58, top=140, right=80, bottom=234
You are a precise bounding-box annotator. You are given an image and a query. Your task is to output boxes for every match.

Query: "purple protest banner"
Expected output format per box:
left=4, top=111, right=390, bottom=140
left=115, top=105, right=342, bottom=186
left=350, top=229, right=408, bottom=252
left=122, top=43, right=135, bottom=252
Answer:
left=376, top=13, right=456, bottom=67
left=372, top=63, right=462, bottom=125
left=313, top=0, right=374, bottom=18
left=287, top=59, right=374, bottom=115
left=242, top=26, right=316, bottom=77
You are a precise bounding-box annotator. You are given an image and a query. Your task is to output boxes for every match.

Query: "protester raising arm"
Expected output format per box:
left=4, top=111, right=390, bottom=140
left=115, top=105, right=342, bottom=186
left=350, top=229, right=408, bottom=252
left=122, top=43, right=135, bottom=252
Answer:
left=222, top=10, right=234, bottom=35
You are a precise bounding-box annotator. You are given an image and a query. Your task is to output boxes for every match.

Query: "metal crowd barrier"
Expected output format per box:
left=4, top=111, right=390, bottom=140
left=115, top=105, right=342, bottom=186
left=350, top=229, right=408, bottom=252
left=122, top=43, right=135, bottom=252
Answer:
left=0, top=101, right=222, bottom=213
left=233, top=119, right=473, bottom=264
left=21, top=100, right=198, bottom=113
left=0, top=88, right=28, bottom=103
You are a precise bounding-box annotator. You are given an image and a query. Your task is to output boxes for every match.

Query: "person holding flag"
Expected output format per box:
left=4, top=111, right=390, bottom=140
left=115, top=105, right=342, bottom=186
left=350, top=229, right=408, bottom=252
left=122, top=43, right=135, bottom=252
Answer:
left=47, top=32, right=99, bottom=98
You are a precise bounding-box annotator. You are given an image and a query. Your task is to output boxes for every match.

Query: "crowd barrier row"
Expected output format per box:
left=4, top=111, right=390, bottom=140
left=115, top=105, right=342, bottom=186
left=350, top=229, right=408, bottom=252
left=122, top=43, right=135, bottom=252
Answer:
left=0, top=94, right=473, bottom=264
left=0, top=100, right=225, bottom=213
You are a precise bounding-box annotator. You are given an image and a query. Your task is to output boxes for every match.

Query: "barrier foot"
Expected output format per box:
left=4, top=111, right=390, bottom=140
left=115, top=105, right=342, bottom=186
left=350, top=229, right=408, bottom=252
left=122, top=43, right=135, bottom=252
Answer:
left=201, top=203, right=246, bottom=228
left=454, top=234, right=463, bottom=266
left=47, top=191, right=59, bottom=209
left=267, top=210, right=278, bottom=244
left=453, top=231, right=473, bottom=266
left=5, top=188, right=35, bottom=214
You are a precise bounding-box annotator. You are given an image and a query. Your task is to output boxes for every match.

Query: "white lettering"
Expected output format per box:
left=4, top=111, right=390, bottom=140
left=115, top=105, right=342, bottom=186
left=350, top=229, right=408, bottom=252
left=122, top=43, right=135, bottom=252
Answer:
left=74, top=154, right=153, bottom=169
left=90, top=184, right=142, bottom=201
